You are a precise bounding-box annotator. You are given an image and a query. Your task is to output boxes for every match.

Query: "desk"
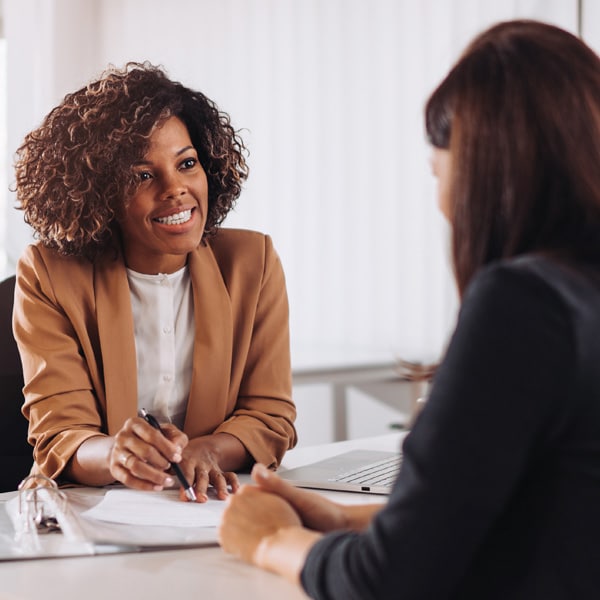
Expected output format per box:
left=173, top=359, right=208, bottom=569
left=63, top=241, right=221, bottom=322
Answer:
left=0, top=433, right=404, bottom=600
left=292, top=345, right=421, bottom=440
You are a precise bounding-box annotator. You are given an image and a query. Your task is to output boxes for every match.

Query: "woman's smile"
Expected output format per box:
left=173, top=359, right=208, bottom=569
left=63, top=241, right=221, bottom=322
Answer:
left=154, top=208, right=194, bottom=226
left=118, top=116, right=209, bottom=274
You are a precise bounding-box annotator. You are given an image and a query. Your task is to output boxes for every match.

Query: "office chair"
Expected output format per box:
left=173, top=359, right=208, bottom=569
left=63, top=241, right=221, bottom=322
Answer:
left=0, top=275, right=33, bottom=491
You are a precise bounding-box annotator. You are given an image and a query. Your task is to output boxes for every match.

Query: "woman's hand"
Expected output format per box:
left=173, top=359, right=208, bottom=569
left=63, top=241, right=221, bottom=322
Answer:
left=219, top=484, right=302, bottom=561
left=113, top=427, right=248, bottom=502
left=219, top=464, right=382, bottom=584
left=250, top=463, right=350, bottom=531
left=110, top=417, right=188, bottom=492
left=251, top=463, right=383, bottom=532
left=219, top=481, right=322, bottom=583
left=178, top=435, right=244, bottom=502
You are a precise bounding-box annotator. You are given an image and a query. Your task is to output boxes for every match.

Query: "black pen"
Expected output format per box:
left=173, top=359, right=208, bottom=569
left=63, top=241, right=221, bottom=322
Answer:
left=140, top=408, right=197, bottom=502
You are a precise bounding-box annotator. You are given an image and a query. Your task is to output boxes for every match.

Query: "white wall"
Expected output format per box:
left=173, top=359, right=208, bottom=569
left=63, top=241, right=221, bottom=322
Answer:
left=1, top=0, right=588, bottom=445
left=582, top=0, right=600, bottom=55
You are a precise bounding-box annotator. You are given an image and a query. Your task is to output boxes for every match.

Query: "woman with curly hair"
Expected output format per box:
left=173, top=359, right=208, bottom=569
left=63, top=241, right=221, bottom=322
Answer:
left=12, top=62, right=297, bottom=501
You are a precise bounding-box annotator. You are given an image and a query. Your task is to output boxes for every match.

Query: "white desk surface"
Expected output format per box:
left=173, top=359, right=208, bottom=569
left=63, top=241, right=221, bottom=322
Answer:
left=0, top=433, right=404, bottom=600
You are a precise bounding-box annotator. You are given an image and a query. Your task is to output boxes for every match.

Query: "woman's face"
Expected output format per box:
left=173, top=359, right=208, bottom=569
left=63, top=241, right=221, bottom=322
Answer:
left=430, top=147, right=452, bottom=220
left=118, top=115, right=209, bottom=274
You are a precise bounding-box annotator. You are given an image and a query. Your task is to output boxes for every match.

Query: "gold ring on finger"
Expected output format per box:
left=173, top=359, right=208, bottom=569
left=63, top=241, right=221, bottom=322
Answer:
left=121, top=453, right=134, bottom=470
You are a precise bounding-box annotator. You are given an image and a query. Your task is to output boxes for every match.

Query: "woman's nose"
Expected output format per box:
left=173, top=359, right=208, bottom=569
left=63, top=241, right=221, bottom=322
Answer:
left=160, top=172, right=186, bottom=200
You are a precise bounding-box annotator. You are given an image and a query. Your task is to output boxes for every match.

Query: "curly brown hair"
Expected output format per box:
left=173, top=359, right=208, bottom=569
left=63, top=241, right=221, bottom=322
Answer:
left=14, top=62, right=249, bottom=259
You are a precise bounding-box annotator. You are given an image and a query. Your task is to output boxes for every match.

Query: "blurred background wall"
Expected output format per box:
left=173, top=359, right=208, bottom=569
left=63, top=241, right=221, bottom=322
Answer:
left=0, top=0, right=595, bottom=444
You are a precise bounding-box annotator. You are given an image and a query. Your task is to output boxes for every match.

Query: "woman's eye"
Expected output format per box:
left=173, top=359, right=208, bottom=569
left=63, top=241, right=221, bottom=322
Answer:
left=181, top=158, right=197, bottom=170
left=138, top=171, right=152, bottom=182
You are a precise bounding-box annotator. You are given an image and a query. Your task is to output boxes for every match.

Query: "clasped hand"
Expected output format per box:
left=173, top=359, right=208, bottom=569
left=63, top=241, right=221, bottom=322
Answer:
left=110, top=416, right=239, bottom=501
left=219, top=464, right=352, bottom=575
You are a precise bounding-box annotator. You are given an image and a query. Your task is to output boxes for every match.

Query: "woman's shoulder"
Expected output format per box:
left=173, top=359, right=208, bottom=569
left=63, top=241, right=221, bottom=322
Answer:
left=18, top=242, right=89, bottom=274
left=465, top=254, right=600, bottom=325
left=202, top=228, right=277, bottom=264
left=193, top=228, right=283, bottom=288
left=16, top=242, right=117, bottom=292
left=474, top=254, right=600, bottom=298
left=208, top=227, right=272, bottom=249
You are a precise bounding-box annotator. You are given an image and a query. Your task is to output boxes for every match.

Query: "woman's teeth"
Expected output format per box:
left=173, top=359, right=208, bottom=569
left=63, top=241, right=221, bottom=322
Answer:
left=155, top=209, right=192, bottom=225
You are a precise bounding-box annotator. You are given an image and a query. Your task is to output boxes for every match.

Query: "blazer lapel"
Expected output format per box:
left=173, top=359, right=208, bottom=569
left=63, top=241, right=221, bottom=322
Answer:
left=184, top=244, right=233, bottom=437
left=95, top=253, right=138, bottom=434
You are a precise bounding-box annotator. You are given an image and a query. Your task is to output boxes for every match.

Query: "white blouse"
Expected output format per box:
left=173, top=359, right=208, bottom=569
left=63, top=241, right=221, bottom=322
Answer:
left=126, top=266, right=195, bottom=430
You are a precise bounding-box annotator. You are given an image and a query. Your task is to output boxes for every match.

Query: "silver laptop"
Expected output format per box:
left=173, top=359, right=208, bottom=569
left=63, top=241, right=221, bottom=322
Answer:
left=280, top=449, right=401, bottom=495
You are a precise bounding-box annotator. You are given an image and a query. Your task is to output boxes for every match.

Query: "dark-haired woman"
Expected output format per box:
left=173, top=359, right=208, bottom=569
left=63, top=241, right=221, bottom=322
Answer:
left=13, top=63, right=296, bottom=502
left=219, top=20, right=600, bottom=598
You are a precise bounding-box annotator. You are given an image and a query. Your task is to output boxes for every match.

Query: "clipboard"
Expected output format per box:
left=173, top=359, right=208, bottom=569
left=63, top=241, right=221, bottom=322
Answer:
left=0, top=475, right=98, bottom=561
left=0, top=475, right=220, bottom=562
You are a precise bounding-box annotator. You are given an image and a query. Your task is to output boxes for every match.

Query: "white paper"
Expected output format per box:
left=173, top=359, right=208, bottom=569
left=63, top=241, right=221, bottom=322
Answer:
left=81, top=489, right=226, bottom=527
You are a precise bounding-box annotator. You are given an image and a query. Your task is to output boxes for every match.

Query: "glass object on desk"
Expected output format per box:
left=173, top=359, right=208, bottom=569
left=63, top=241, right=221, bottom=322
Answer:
left=12, top=475, right=87, bottom=553
left=13, top=475, right=66, bottom=552
left=18, top=476, right=64, bottom=531
left=391, top=359, right=438, bottom=429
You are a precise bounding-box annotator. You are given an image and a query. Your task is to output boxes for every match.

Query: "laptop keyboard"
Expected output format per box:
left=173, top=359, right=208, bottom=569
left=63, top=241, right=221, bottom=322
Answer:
left=330, top=454, right=402, bottom=487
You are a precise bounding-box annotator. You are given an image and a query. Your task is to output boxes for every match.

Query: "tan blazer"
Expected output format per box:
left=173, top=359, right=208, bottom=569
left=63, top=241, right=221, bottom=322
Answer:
left=13, top=229, right=297, bottom=479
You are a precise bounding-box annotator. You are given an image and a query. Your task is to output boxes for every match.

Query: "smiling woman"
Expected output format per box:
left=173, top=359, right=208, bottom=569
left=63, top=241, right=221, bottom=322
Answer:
left=11, top=62, right=297, bottom=501
left=119, top=116, right=210, bottom=274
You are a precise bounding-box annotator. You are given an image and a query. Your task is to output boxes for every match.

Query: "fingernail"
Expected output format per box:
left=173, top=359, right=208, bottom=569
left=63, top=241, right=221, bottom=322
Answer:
left=165, top=477, right=174, bottom=486
left=172, top=452, right=182, bottom=462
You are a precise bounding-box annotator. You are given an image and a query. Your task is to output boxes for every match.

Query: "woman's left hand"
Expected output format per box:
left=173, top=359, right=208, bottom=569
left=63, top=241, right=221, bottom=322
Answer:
left=219, top=484, right=302, bottom=563
left=220, top=484, right=321, bottom=583
left=179, top=433, right=247, bottom=501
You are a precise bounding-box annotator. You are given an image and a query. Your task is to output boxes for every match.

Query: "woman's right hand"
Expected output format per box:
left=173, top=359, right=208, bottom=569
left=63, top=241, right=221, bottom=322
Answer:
left=109, top=417, right=189, bottom=491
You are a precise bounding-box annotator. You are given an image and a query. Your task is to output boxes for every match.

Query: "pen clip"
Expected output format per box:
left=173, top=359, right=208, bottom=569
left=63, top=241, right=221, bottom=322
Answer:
left=139, top=407, right=160, bottom=429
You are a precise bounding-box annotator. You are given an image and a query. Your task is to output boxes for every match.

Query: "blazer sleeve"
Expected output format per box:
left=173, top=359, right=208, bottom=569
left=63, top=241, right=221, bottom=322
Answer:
left=13, top=246, right=106, bottom=480
left=212, top=234, right=297, bottom=468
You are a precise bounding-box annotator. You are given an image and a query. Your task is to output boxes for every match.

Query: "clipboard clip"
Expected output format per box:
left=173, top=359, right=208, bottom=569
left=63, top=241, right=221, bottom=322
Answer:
left=17, top=475, right=67, bottom=536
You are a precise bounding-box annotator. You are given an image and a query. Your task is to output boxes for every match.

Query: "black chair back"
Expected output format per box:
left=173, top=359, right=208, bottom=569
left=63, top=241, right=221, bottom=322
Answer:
left=0, top=275, right=33, bottom=491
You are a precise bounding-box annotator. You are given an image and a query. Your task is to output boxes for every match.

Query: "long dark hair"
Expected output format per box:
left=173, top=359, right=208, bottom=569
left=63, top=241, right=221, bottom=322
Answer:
left=426, top=20, right=600, bottom=294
